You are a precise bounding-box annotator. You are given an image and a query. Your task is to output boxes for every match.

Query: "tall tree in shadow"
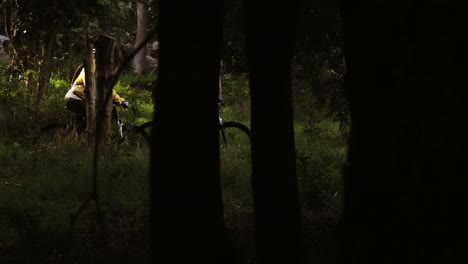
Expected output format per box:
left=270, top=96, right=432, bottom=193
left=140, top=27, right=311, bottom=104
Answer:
left=149, top=1, right=230, bottom=263
left=339, top=1, right=465, bottom=263
left=245, top=1, right=303, bottom=263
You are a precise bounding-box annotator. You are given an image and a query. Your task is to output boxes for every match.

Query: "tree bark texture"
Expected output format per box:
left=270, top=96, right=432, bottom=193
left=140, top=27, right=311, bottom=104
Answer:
left=150, top=1, right=229, bottom=263
left=339, top=1, right=465, bottom=263
left=84, top=34, right=119, bottom=146
left=93, top=34, right=118, bottom=145
left=84, top=38, right=96, bottom=146
left=245, top=1, right=303, bottom=264
left=36, top=24, right=59, bottom=108
left=133, top=0, right=148, bottom=75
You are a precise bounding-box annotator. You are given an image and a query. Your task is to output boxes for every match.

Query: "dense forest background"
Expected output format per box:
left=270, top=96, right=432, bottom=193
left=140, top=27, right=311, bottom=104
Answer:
left=1, top=0, right=464, bottom=264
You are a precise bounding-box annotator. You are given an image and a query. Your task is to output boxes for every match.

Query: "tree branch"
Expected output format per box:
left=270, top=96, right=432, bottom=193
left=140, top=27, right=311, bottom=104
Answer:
left=111, top=26, right=158, bottom=88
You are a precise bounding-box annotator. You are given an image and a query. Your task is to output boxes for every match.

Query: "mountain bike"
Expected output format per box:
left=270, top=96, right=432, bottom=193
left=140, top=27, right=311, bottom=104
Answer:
left=37, top=98, right=251, bottom=149
left=121, top=98, right=251, bottom=146
left=36, top=100, right=128, bottom=145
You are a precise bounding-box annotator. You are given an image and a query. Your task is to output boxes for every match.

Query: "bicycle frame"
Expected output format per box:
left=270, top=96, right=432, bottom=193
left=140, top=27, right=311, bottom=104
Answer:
left=112, top=105, right=124, bottom=138
left=218, top=112, right=229, bottom=145
left=118, top=98, right=251, bottom=146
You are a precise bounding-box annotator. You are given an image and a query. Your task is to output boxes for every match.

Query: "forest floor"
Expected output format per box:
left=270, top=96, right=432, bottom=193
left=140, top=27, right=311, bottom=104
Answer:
left=0, top=208, right=340, bottom=264
left=229, top=210, right=341, bottom=264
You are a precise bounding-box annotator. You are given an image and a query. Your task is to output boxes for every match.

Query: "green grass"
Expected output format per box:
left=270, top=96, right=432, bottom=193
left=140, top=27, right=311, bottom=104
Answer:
left=0, top=134, right=151, bottom=262
left=295, top=119, right=346, bottom=218
left=220, top=123, right=253, bottom=228
left=0, top=72, right=347, bottom=262
left=0, top=72, right=152, bottom=261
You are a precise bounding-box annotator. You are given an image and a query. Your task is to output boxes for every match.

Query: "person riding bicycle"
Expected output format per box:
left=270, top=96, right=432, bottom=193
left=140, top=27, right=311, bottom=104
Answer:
left=65, top=66, right=129, bottom=133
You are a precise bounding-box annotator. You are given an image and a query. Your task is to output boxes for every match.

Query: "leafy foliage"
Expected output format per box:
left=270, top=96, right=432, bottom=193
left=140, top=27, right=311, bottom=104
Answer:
left=293, top=0, right=349, bottom=137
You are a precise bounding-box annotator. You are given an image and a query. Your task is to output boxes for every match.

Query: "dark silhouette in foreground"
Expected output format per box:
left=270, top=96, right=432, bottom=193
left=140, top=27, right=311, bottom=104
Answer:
left=338, top=1, right=464, bottom=263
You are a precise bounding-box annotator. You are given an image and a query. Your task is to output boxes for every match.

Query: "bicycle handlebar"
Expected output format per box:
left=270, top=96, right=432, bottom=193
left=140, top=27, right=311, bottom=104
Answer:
left=113, top=100, right=129, bottom=108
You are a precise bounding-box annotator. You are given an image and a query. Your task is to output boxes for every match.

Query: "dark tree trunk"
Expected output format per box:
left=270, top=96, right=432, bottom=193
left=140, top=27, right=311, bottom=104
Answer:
left=149, top=1, right=230, bottom=264
left=339, top=1, right=465, bottom=263
left=84, top=34, right=119, bottom=146
left=36, top=24, right=59, bottom=108
left=94, top=34, right=119, bottom=145
left=84, top=38, right=96, bottom=145
left=245, top=1, right=303, bottom=264
left=133, top=0, right=148, bottom=75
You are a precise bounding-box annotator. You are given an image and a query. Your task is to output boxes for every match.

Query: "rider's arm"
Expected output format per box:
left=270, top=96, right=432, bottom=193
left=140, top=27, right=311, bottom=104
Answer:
left=112, top=90, right=125, bottom=102
left=112, top=90, right=129, bottom=108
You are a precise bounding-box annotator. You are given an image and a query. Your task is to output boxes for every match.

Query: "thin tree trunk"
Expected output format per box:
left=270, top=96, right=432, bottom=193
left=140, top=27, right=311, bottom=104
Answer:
left=149, top=1, right=229, bottom=263
left=94, top=34, right=119, bottom=144
left=245, top=1, right=303, bottom=264
left=133, top=0, right=148, bottom=75
left=84, top=38, right=96, bottom=146
left=36, top=24, right=59, bottom=108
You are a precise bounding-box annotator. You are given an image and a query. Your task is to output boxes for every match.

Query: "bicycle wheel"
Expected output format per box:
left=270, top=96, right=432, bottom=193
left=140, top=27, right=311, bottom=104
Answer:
left=35, top=122, right=75, bottom=145
left=219, top=120, right=252, bottom=222
left=120, top=121, right=154, bottom=146
left=220, top=121, right=251, bottom=145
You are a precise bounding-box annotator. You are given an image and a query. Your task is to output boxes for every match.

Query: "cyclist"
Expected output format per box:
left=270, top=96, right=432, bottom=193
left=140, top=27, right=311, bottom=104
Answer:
left=64, top=66, right=129, bottom=133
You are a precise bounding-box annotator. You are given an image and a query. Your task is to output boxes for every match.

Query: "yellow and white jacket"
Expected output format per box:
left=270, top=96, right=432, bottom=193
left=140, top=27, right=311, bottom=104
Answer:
left=65, top=68, right=125, bottom=102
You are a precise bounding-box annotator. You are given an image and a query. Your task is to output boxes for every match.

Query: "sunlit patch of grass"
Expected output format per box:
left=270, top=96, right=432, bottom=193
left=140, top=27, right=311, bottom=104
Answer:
left=295, top=118, right=347, bottom=218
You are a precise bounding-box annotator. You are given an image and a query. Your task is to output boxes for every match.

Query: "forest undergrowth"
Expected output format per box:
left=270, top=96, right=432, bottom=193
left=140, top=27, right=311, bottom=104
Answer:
left=1, top=72, right=347, bottom=263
